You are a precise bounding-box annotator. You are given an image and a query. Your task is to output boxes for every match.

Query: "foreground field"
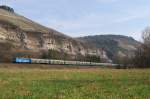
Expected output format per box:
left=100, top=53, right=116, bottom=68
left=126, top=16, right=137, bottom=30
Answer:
left=0, top=64, right=149, bottom=99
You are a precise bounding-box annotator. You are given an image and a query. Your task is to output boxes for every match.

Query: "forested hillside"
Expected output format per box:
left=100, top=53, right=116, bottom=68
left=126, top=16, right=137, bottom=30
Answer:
left=78, top=35, right=140, bottom=61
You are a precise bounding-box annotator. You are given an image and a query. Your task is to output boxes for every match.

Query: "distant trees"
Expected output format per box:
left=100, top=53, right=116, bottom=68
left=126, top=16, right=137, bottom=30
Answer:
left=84, top=55, right=101, bottom=62
left=112, top=27, right=150, bottom=68
left=133, top=27, right=150, bottom=68
left=0, top=5, right=14, bottom=13
left=114, top=55, right=129, bottom=66
left=41, top=49, right=70, bottom=60
left=41, top=49, right=102, bottom=62
left=0, top=42, right=14, bottom=62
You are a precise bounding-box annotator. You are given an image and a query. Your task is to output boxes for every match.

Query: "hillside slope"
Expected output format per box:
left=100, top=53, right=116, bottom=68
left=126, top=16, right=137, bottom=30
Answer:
left=0, top=5, right=140, bottom=63
left=78, top=35, right=140, bottom=61
left=0, top=6, right=105, bottom=62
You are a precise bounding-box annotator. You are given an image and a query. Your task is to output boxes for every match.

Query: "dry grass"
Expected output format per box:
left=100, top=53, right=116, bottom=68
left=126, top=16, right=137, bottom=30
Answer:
left=0, top=64, right=149, bottom=99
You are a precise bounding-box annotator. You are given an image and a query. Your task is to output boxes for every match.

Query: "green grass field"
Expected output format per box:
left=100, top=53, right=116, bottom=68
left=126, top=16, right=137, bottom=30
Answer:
left=0, top=64, right=149, bottom=99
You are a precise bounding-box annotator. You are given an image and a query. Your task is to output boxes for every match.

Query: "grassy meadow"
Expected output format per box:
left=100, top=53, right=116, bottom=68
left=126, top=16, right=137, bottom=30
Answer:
left=0, top=64, right=149, bottom=99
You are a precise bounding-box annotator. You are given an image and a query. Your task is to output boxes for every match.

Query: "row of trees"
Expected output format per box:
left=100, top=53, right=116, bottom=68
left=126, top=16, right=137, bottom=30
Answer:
left=41, top=49, right=70, bottom=60
left=133, top=27, right=150, bottom=68
left=0, top=5, right=14, bottom=13
left=115, top=27, right=150, bottom=68
left=41, top=49, right=102, bottom=62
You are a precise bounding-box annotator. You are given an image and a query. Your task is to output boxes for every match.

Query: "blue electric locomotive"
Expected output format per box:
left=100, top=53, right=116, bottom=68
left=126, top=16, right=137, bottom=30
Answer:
left=13, top=58, right=32, bottom=63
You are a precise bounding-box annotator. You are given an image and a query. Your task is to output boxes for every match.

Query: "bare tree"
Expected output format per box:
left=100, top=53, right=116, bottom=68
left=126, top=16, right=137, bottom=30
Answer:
left=133, top=27, right=150, bottom=68
left=142, top=27, right=150, bottom=46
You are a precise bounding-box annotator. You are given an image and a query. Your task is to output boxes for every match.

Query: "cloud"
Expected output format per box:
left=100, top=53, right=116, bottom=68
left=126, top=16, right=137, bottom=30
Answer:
left=114, top=8, right=150, bottom=23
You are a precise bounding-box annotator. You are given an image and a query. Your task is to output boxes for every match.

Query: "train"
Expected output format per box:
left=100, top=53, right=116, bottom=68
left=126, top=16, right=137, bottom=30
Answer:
left=13, top=58, right=119, bottom=67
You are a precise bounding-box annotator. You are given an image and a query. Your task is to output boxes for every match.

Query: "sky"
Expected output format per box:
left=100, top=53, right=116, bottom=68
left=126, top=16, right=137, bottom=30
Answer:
left=1, top=0, right=150, bottom=41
